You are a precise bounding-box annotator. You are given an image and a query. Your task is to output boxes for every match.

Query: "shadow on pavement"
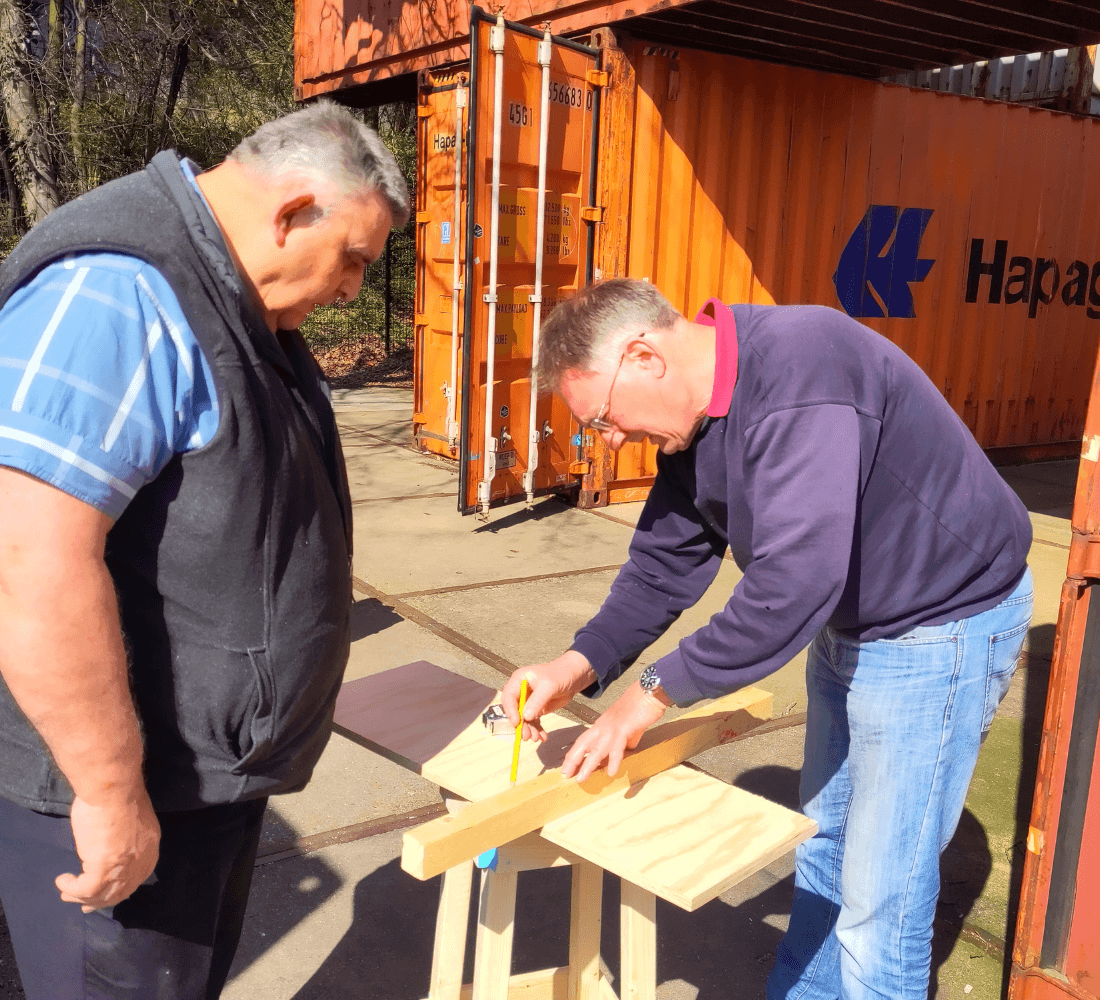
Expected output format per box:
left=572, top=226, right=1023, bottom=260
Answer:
left=472, top=496, right=573, bottom=534
left=934, top=809, right=993, bottom=997
left=349, top=597, right=404, bottom=641
left=281, top=856, right=794, bottom=1000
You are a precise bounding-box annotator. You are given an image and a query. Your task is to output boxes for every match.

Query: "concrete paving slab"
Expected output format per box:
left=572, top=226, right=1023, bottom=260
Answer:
left=1029, top=511, right=1072, bottom=549
left=589, top=501, right=647, bottom=528
left=999, top=460, right=1077, bottom=519
left=342, top=444, right=457, bottom=501
left=353, top=495, right=635, bottom=596
left=1024, top=532, right=1067, bottom=664
left=336, top=405, right=418, bottom=450
left=260, top=736, right=440, bottom=856
left=403, top=561, right=810, bottom=718
left=331, top=387, right=413, bottom=410
left=344, top=596, right=512, bottom=690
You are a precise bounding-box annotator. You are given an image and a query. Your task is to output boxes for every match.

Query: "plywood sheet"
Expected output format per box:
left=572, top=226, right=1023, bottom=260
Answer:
left=332, top=660, right=581, bottom=799
left=541, top=764, right=817, bottom=911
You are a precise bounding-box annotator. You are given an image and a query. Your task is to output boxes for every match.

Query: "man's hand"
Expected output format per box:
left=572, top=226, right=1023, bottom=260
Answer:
left=56, top=790, right=160, bottom=912
left=502, top=650, right=597, bottom=742
left=560, top=681, right=668, bottom=782
left=0, top=467, right=154, bottom=911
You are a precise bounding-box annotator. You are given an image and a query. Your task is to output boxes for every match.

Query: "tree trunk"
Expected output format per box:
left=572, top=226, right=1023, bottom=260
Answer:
left=70, top=0, right=86, bottom=184
left=140, top=38, right=169, bottom=162
left=157, top=35, right=189, bottom=152
left=46, top=0, right=63, bottom=80
left=0, top=0, right=59, bottom=225
left=0, top=127, right=18, bottom=230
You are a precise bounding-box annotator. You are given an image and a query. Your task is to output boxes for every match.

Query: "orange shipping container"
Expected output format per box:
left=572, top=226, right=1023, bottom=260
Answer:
left=408, top=23, right=1100, bottom=510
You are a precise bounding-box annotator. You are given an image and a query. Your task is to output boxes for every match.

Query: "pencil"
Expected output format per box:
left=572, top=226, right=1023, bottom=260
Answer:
left=509, top=678, right=528, bottom=786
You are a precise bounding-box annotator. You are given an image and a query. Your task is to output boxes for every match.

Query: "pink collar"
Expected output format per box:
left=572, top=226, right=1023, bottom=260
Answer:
left=695, top=298, right=739, bottom=418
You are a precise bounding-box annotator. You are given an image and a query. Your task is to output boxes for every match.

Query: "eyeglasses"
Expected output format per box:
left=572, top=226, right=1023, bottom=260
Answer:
left=588, top=349, right=626, bottom=432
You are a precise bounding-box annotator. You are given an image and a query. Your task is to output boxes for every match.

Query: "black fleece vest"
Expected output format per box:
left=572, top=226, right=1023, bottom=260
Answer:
left=0, top=151, right=353, bottom=814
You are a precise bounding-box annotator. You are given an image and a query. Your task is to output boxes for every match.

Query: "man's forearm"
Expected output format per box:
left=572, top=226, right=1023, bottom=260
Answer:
left=0, top=549, right=145, bottom=805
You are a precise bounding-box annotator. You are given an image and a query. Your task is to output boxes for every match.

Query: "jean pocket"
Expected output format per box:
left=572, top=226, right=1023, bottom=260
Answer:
left=983, top=620, right=1029, bottom=731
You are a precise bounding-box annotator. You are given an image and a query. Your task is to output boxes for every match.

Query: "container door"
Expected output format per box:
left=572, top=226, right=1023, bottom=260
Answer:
left=414, top=69, right=469, bottom=461
left=457, top=10, right=601, bottom=515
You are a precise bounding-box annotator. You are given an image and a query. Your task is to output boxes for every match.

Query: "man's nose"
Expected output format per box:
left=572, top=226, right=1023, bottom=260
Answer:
left=342, top=266, right=365, bottom=302
left=600, top=427, right=625, bottom=451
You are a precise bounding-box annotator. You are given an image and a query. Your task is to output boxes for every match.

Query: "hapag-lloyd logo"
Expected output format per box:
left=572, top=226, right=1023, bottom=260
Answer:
left=833, top=205, right=935, bottom=319
left=835, top=205, right=1100, bottom=321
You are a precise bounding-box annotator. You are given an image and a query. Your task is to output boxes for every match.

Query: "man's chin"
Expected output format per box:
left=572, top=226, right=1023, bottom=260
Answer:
left=277, top=307, right=312, bottom=331
left=649, top=435, right=678, bottom=454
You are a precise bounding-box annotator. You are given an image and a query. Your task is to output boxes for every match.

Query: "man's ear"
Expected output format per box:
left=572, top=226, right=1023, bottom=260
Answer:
left=273, top=193, right=317, bottom=248
left=624, top=334, right=666, bottom=379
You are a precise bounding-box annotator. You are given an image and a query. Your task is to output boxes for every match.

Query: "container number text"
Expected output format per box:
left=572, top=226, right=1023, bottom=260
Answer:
left=508, top=102, right=533, bottom=126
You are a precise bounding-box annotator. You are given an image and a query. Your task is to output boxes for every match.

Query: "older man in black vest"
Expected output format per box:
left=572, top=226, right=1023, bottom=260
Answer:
left=0, top=102, right=407, bottom=999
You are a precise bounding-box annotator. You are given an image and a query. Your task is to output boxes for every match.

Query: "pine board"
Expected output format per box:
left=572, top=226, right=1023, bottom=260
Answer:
left=541, top=764, right=818, bottom=911
left=402, top=686, right=775, bottom=880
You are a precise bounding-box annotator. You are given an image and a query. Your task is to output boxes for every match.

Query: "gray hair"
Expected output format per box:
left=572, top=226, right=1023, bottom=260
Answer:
left=228, top=100, right=410, bottom=228
left=536, top=278, right=682, bottom=391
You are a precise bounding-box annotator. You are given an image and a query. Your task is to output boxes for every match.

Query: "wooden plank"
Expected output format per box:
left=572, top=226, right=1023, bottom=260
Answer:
left=430, top=860, right=475, bottom=1000
left=401, top=687, right=773, bottom=880
left=471, top=868, right=518, bottom=1000
left=567, top=862, right=603, bottom=1000
left=619, top=882, right=656, bottom=1000
left=333, top=662, right=578, bottom=800
left=541, top=765, right=817, bottom=911
left=421, top=967, right=569, bottom=1000
left=494, top=832, right=583, bottom=874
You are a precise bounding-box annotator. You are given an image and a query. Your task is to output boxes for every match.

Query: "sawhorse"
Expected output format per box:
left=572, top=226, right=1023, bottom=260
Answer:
left=425, top=828, right=657, bottom=1000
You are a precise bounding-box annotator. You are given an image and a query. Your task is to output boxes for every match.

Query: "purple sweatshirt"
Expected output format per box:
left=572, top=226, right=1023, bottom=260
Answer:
left=572, top=302, right=1033, bottom=706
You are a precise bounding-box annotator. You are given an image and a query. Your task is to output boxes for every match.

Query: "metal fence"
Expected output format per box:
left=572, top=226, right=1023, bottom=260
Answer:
left=300, top=220, right=416, bottom=355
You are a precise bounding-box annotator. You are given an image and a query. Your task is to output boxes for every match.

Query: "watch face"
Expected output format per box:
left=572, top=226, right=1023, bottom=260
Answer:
left=640, top=664, right=659, bottom=691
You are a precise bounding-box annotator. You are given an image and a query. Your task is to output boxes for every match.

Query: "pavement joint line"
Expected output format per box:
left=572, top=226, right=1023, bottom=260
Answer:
left=581, top=507, right=638, bottom=529
left=351, top=575, right=602, bottom=725
left=1031, top=536, right=1070, bottom=551
left=352, top=491, right=455, bottom=505
left=392, top=563, right=624, bottom=600
left=253, top=802, right=448, bottom=867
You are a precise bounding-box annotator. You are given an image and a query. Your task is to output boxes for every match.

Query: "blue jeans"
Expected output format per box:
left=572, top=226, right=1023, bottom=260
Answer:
left=767, top=569, right=1033, bottom=1000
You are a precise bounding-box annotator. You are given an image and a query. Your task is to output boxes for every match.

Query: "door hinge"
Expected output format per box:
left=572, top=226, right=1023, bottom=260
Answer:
left=569, top=460, right=591, bottom=475
left=416, top=211, right=433, bottom=224
left=581, top=206, right=604, bottom=223
left=417, top=105, right=433, bottom=118
left=586, top=69, right=609, bottom=87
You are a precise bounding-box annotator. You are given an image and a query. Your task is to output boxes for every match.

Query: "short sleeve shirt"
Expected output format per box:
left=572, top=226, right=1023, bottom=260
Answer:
left=0, top=165, right=219, bottom=519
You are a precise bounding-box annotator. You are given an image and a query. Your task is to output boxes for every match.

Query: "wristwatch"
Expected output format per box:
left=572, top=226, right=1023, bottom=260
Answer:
left=639, top=663, right=672, bottom=707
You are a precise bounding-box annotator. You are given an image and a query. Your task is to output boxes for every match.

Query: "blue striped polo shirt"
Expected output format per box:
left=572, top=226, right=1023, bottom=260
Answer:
left=0, top=165, right=219, bottom=519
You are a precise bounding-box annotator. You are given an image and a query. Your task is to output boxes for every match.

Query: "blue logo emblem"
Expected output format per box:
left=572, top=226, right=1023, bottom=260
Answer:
left=833, top=206, right=935, bottom=318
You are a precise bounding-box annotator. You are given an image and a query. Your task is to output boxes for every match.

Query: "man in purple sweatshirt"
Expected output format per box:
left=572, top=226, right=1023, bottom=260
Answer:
left=502, top=278, right=1033, bottom=1000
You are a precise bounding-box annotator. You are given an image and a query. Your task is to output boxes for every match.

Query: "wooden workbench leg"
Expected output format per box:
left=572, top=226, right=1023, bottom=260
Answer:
left=620, top=881, right=656, bottom=1000
left=429, top=859, right=474, bottom=1000
left=568, top=861, right=603, bottom=1000
left=471, top=866, right=518, bottom=1000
